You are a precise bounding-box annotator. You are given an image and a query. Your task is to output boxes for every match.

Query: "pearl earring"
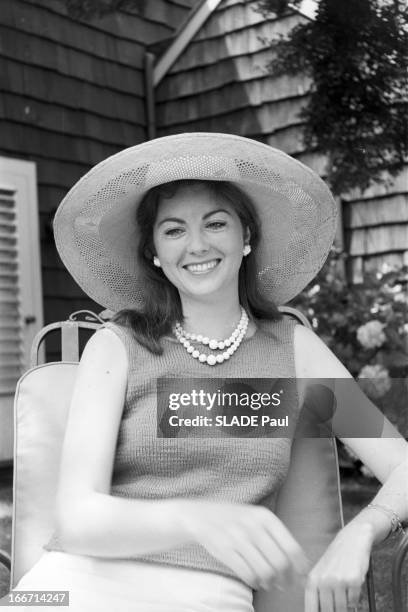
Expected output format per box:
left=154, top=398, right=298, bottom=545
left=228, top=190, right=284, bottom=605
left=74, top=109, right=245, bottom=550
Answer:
left=243, top=244, right=251, bottom=256
left=153, top=256, right=161, bottom=268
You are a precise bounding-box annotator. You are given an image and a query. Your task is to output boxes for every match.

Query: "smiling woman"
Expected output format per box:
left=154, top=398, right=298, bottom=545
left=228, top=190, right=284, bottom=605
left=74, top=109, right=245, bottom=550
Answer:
left=153, top=183, right=247, bottom=299
left=6, top=133, right=407, bottom=612
left=113, top=179, right=281, bottom=355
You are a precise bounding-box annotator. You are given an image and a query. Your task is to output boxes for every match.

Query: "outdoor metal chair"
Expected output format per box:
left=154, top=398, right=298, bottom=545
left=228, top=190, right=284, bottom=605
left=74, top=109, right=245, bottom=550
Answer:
left=0, top=308, right=406, bottom=611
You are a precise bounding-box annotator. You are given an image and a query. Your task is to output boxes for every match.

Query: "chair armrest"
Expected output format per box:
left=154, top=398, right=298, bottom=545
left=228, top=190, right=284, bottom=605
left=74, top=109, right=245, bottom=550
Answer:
left=0, top=549, right=11, bottom=572
left=392, top=530, right=408, bottom=612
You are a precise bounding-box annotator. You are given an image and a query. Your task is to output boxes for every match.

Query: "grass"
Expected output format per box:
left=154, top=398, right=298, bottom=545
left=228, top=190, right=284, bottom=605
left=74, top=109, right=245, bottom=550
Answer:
left=0, top=470, right=406, bottom=609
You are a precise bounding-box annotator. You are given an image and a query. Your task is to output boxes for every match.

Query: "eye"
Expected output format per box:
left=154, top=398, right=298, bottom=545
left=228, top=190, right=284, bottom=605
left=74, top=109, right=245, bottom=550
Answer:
left=206, top=220, right=227, bottom=230
left=164, top=227, right=185, bottom=236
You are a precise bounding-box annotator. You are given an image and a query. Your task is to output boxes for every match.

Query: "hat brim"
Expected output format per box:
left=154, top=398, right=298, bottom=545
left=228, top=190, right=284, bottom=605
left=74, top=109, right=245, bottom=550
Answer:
left=54, top=132, right=338, bottom=311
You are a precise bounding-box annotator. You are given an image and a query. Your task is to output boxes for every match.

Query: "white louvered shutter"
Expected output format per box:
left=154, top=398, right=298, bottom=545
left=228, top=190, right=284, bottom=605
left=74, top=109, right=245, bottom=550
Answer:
left=0, top=158, right=43, bottom=463
left=0, top=187, right=25, bottom=397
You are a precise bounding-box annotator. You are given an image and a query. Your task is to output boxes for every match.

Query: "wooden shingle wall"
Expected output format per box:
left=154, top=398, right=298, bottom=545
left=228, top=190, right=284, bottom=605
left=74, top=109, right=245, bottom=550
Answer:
left=343, top=167, right=408, bottom=281
left=157, top=2, right=312, bottom=148
left=0, top=0, right=196, bottom=329
left=156, top=0, right=408, bottom=281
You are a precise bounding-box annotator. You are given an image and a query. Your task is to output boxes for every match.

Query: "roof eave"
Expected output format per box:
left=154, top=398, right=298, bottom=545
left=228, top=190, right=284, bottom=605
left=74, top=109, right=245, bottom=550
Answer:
left=152, top=0, right=317, bottom=87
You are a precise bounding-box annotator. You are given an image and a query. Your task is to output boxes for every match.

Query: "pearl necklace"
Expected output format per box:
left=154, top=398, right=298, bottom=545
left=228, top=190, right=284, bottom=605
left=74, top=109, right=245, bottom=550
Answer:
left=173, top=308, right=249, bottom=366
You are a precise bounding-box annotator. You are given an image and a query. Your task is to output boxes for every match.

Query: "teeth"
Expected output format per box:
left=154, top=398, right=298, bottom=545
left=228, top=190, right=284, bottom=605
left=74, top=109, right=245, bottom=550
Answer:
left=185, top=260, right=219, bottom=272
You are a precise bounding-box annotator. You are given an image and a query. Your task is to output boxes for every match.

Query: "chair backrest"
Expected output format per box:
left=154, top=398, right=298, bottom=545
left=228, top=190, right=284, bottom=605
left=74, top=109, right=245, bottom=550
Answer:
left=276, top=306, right=344, bottom=557
left=255, top=308, right=344, bottom=611
left=11, top=313, right=101, bottom=586
left=12, top=362, right=79, bottom=585
left=11, top=309, right=344, bottom=605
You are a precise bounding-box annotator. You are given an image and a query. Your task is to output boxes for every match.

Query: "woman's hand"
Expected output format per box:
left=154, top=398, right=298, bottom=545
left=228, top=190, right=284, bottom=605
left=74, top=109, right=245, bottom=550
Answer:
left=176, top=500, right=310, bottom=590
left=304, top=522, right=374, bottom=612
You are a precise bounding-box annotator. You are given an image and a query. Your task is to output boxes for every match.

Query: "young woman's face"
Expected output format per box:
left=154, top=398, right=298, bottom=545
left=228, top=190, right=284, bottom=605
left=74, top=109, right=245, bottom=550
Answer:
left=152, top=183, right=248, bottom=302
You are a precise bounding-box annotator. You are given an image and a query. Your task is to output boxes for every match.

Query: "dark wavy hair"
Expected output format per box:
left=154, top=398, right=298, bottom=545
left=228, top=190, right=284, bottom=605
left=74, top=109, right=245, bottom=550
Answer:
left=112, top=180, right=282, bottom=353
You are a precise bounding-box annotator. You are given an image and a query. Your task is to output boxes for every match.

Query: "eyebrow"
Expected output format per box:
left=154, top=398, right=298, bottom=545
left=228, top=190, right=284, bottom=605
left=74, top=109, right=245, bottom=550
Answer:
left=157, top=208, right=232, bottom=227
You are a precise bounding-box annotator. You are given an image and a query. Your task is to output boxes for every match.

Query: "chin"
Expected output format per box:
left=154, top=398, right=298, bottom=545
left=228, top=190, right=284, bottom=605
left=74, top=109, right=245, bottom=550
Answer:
left=185, top=284, right=223, bottom=298
left=185, top=278, right=236, bottom=300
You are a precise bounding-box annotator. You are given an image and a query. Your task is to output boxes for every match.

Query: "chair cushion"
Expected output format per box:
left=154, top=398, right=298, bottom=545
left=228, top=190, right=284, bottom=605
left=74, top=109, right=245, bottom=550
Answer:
left=12, top=363, right=78, bottom=585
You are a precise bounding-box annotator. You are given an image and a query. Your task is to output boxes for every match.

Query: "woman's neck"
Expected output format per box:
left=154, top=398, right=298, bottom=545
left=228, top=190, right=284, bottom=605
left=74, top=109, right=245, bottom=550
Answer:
left=179, top=297, right=249, bottom=340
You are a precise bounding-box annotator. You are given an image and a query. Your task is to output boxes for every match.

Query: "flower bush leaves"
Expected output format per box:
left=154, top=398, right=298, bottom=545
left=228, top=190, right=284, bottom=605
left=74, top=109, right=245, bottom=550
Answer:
left=291, top=248, right=408, bottom=382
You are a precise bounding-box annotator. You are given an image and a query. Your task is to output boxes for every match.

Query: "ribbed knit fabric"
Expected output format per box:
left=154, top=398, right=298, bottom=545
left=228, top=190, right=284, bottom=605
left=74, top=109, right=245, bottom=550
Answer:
left=44, top=316, right=301, bottom=583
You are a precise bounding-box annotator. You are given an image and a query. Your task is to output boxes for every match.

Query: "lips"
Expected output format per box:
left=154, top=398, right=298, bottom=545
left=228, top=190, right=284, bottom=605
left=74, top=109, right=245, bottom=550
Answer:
left=183, top=259, right=221, bottom=274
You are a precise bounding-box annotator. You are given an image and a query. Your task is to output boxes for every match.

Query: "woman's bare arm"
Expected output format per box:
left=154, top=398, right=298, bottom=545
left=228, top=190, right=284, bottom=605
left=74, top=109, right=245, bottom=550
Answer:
left=294, top=323, right=408, bottom=542
left=291, top=324, right=408, bottom=611
left=55, top=328, right=190, bottom=557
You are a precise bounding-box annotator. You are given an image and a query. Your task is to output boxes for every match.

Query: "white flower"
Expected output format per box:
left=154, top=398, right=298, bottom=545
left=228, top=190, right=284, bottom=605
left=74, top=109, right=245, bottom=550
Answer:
left=356, top=320, right=386, bottom=349
left=308, top=284, right=320, bottom=297
left=358, top=364, right=392, bottom=399
left=394, top=293, right=408, bottom=304
left=380, top=262, right=394, bottom=274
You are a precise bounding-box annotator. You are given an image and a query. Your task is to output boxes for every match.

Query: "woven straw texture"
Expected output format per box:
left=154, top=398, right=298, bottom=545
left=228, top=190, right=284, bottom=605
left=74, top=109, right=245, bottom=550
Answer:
left=53, top=132, right=338, bottom=310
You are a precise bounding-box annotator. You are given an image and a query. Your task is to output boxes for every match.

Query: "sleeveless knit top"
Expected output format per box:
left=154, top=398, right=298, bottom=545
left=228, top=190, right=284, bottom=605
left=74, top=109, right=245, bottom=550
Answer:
left=44, top=316, right=301, bottom=583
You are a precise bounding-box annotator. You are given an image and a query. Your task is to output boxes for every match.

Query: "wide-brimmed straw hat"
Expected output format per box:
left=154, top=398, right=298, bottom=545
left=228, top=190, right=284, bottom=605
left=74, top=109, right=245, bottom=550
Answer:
left=53, top=132, right=338, bottom=311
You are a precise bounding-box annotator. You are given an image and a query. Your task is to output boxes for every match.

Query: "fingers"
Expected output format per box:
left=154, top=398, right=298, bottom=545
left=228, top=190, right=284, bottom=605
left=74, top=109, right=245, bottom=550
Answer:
left=185, top=502, right=310, bottom=589
left=238, top=510, right=309, bottom=588
left=236, top=546, right=278, bottom=590
left=210, top=527, right=283, bottom=589
left=333, top=586, right=348, bottom=612
left=217, top=546, right=265, bottom=589
left=305, top=581, right=320, bottom=612
left=204, top=522, right=303, bottom=590
left=243, top=529, right=288, bottom=588
left=319, top=587, right=336, bottom=612
left=260, top=509, right=311, bottom=575
left=305, top=576, right=362, bottom=612
left=346, top=584, right=361, bottom=609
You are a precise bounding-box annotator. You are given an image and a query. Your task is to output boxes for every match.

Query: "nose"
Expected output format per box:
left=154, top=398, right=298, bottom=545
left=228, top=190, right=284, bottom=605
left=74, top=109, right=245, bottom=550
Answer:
left=187, top=228, right=210, bottom=255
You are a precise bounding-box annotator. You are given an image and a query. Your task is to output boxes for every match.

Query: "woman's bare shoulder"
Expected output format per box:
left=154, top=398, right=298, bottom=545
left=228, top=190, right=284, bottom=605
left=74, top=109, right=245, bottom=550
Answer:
left=293, top=323, right=352, bottom=379
left=77, top=326, right=128, bottom=377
